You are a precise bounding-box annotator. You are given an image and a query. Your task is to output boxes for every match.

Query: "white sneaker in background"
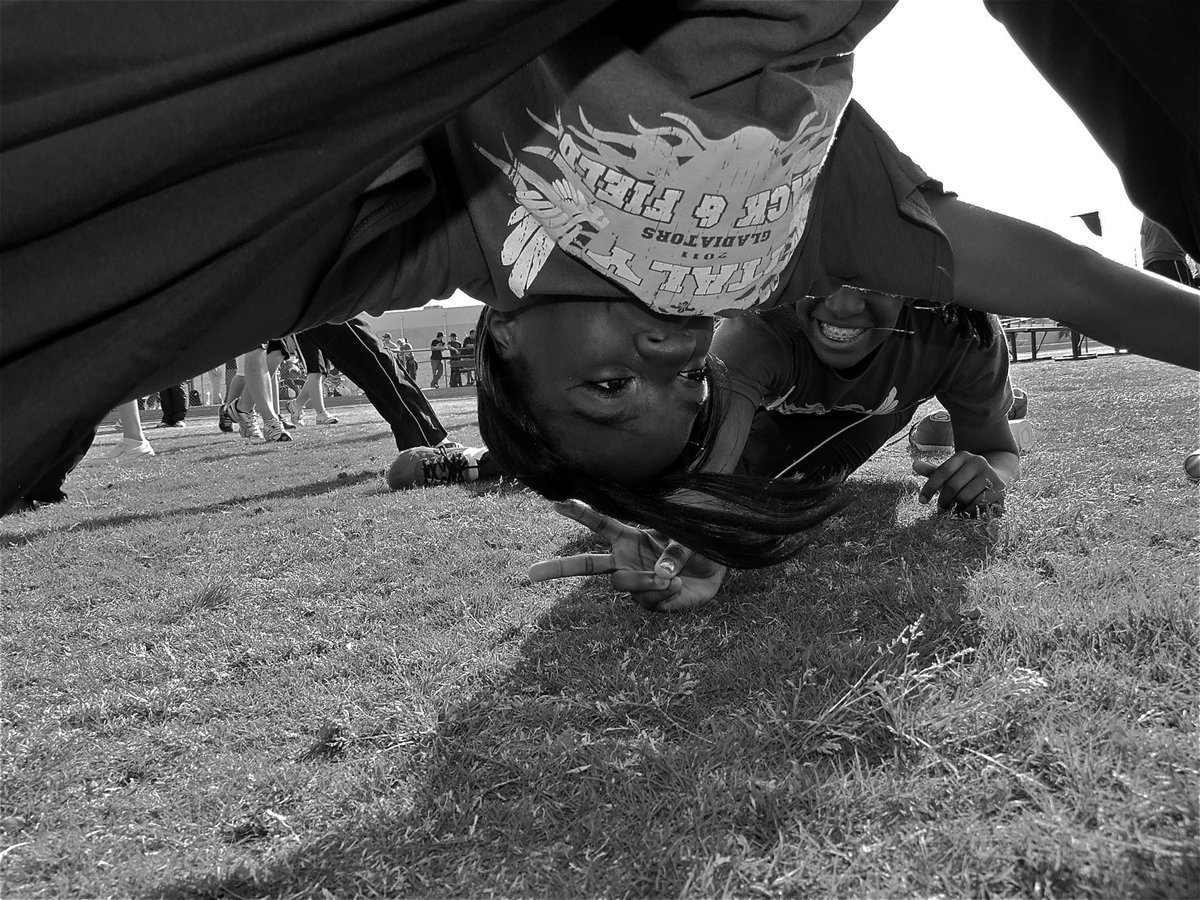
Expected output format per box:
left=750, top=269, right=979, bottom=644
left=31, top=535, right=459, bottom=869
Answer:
left=104, top=437, right=156, bottom=463
left=262, top=418, right=293, bottom=443
left=235, top=405, right=263, bottom=440
left=287, top=399, right=307, bottom=427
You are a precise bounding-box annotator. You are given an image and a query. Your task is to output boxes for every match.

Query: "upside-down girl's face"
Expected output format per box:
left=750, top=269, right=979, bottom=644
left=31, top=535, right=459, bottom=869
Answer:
left=488, top=299, right=714, bottom=483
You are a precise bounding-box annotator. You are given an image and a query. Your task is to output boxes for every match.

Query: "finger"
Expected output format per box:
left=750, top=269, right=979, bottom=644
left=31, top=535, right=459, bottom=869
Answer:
left=912, top=459, right=938, bottom=476
left=528, top=553, right=617, bottom=582
left=918, top=456, right=963, bottom=504
left=611, top=571, right=681, bottom=594
left=954, top=475, right=1005, bottom=514
left=657, top=593, right=714, bottom=612
left=654, top=541, right=693, bottom=578
left=939, top=469, right=996, bottom=511
left=632, top=588, right=683, bottom=610
left=550, top=499, right=628, bottom=542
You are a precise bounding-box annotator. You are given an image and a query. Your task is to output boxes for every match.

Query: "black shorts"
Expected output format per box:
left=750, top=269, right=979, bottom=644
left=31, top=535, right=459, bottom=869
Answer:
left=265, top=338, right=290, bottom=358
left=293, top=331, right=329, bottom=376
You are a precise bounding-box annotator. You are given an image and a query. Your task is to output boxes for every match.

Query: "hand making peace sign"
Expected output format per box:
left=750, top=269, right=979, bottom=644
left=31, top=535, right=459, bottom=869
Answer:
left=529, top=500, right=728, bottom=611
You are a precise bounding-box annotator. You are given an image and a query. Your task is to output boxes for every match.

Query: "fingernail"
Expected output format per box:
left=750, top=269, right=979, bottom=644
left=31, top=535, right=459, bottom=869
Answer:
left=652, top=575, right=668, bottom=589
left=658, top=559, right=677, bottom=576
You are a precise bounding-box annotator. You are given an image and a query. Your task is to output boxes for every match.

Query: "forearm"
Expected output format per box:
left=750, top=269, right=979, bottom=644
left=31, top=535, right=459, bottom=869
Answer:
left=981, top=449, right=1020, bottom=487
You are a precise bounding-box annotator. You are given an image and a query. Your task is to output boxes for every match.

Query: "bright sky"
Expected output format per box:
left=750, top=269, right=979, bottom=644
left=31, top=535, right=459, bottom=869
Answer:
left=853, top=0, right=1142, bottom=265
left=436, top=0, right=1143, bottom=309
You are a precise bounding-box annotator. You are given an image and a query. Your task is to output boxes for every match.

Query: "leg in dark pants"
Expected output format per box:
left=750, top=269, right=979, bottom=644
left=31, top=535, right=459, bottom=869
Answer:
left=0, top=2, right=613, bottom=512
left=302, top=317, right=447, bottom=451
left=158, top=383, right=188, bottom=425
left=736, top=405, right=922, bottom=481
left=1145, top=258, right=1198, bottom=288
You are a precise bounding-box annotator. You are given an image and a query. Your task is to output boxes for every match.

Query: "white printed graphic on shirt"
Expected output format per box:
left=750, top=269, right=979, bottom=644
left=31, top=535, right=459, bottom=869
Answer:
left=775, top=385, right=901, bottom=416
left=476, top=80, right=850, bottom=316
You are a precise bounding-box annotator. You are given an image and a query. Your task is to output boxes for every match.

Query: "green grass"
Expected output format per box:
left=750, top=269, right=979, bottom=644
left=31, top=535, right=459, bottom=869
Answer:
left=2, top=355, right=1197, bottom=899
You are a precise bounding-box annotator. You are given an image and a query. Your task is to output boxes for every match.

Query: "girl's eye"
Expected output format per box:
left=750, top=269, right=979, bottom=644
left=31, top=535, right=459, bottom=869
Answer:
left=588, top=377, right=632, bottom=396
left=679, top=364, right=708, bottom=383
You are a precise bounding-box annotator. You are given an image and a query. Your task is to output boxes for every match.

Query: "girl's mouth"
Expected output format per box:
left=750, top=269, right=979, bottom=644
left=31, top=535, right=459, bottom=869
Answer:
left=817, top=321, right=868, bottom=343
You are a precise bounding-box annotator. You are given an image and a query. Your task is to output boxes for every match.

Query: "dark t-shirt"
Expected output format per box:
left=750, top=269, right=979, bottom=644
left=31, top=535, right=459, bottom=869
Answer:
left=430, top=339, right=445, bottom=361
left=346, top=2, right=954, bottom=326
left=722, top=303, right=1013, bottom=433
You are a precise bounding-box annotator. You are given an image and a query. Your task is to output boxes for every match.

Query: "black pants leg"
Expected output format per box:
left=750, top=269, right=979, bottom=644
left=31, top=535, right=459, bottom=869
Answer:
left=0, top=1, right=614, bottom=512
left=736, top=405, right=922, bottom=481
left=158, top=383, right=188, bottom=424
left=303, top=317, right=447, bottom=451
left=1145, top=259, right=1198, bottom=288
left=985, top=1, right=1200, bottom=257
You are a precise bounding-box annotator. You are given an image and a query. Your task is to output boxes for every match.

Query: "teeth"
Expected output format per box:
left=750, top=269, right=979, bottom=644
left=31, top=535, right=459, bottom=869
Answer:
left=818, top=322, right=866, bottom=342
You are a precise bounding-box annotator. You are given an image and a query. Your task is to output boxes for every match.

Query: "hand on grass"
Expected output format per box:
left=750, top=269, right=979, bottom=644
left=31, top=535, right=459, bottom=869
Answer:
left=528, top=499, right=728, bottom=611
left=913, top=452, right=1006, bottom=516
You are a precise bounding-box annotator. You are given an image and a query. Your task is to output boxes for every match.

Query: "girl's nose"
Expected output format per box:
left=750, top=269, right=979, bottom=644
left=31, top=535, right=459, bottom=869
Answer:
left=635, top=327, right=697, bottom=367
left=822, top=287, right=868, bottom=319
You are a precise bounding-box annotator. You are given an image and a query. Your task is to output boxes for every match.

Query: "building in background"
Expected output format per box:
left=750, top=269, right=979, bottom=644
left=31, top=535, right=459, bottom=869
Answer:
left=363, top=297, right=484, bottom=370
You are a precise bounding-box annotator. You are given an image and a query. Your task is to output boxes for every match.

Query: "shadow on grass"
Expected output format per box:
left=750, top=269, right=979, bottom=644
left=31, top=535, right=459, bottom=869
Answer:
left=0, top=472, right=381, bottom=547
left=188, top=431, right=395, bottom=463
left=156, top=479, right=1006, bottom=899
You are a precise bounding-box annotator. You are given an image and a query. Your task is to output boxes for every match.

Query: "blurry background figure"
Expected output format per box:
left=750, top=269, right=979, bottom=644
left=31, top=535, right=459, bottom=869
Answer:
left=287, top=331, right=340, bottom=426
left=156, top=382, right=188, bottom=428
left=461, top=329, right=477, bottom=385
left=220, top=342, right=294, bottom=443
left=398, top=336, right=417, bottom=381
left=103, top=400, right=156, bottom=462
left=382, top=332, right=400, bottom=359
left=1141, top=215, right=1198, bottom=288
left=448, top=332, right=463, bottom=387
left=429, top=332, right=446, bottom=388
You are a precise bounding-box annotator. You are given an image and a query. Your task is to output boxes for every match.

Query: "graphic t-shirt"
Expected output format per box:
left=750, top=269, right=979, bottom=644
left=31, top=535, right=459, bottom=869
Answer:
left=723, top=303, right=1014, bottom=431
left=446, top=1, right=894, bottom=316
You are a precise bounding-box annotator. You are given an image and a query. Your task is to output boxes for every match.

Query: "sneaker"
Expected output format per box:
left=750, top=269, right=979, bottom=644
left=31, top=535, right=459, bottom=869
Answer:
left=908, top=411, right=954, bottom=454
left=218, top=401, right=236, bottom=433
left=262, top=418, right=293, bottom=443
left=1185, top=449, right=1200, bottom=482
left=104, top=437, right=156, bottom=463
left=156, top=420, right=186, bottom=428
left=315, top=413, right=339, bottom=425
left=234, top=404, right=263, bottom=440
left=387, top=445, right=490, bottom=489
left=1008, top=387, right=1029, bottom=420
left=286, top=398, right=307, bottom=427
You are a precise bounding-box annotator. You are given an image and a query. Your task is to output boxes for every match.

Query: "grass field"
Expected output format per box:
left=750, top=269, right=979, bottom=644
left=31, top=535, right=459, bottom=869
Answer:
left=2, top=354, right=1197, bottom=899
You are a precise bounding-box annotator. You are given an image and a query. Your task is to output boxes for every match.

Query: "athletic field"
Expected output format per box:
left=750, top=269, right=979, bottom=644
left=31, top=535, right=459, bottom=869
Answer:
left=3, top=353, right=1196, bottom=898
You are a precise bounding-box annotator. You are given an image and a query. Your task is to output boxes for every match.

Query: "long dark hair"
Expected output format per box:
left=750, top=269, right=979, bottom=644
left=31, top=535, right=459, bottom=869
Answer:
left=474, top=308, right=848, bottom=570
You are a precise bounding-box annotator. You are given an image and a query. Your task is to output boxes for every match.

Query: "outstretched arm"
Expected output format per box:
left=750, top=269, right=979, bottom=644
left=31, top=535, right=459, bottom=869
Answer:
left=927, top=195, right=1200, bottom=371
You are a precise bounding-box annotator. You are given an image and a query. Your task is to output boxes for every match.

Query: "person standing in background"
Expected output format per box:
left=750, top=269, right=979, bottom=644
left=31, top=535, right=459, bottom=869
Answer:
left=382, top=332, right=401, bottom=358
left=429, top=332, right=446, bottom=389
left=399, top=336, right=417, bottom=381
left=1141, top=216, right=1198, bottom=288
left=157, top=382, right=188, bottom=428
left=448, top=332, right=463, bottom=387
left=461, top=329, right=477, bottom=385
